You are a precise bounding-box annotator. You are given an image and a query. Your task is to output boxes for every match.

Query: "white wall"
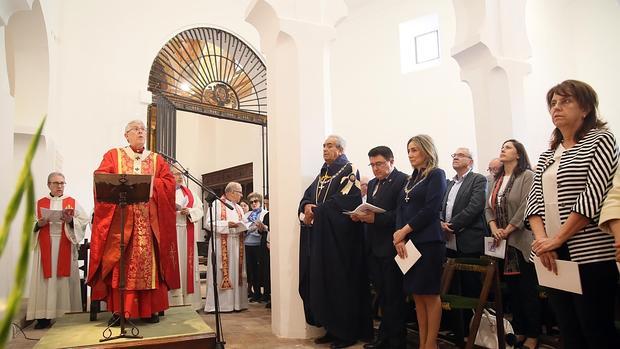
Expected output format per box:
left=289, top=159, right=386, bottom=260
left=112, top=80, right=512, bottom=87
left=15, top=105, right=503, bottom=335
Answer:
left=176, top=109, right=265, bottom=236
left=331, top=0, right=476, bottom=179
left=524, top=0, right=620, bottom=161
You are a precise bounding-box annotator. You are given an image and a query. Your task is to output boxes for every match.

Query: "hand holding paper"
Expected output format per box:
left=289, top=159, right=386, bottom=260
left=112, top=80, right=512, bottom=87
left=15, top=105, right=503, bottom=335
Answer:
left=394, top=240, right=421, bottom=274
left=41, top=208, right=63, bottom=223
left=484, top=237, right=506, bottom=258
left=533, top=257, right=582, bottom=294
left=344, top=202, right=386, bottom=215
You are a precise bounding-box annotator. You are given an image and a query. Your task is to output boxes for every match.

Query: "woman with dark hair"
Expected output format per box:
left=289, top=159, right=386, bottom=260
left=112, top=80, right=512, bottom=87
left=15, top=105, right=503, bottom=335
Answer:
left=526, top=80, right=619, bottom=349
left=393, top=134, right=446, bottom=349
left=486, top=139, right=541, bottom=349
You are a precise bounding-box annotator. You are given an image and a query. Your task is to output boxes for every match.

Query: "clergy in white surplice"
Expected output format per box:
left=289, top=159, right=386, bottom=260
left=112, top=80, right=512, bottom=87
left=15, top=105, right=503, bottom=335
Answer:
left=169, top=167, right=204, bottom=310
left=204, top=182, right=248, bottom=312
left=27, top=172, right=89, bottom=329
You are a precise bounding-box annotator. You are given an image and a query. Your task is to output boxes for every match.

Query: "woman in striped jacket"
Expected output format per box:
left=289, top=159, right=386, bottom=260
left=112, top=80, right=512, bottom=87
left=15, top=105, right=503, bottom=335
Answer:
left=526, top=80, right=619, bottom=349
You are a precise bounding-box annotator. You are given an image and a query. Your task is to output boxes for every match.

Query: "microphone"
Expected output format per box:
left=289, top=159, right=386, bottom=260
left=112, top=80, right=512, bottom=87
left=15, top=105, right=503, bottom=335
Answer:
left=160, top=152, right=176, bottom=163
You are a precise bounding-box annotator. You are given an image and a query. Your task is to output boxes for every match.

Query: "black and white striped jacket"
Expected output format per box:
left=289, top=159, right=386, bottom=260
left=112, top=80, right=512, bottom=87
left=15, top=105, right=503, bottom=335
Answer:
left=525, top=129, right=618, bottom=264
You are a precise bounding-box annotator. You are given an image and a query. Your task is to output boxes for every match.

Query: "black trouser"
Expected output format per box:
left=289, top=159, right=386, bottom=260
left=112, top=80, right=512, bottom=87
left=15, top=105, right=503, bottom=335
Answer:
left=547, top=260, right=619, bottom=349
left=368, top=254, right=407, bottom=346
left=245, top=245, right=262, bottom=298
left=259, top=234, right=270, bottom=298
left=444, top=250, right=482, bottom=344
left=504, top=250, right=541, bottom=338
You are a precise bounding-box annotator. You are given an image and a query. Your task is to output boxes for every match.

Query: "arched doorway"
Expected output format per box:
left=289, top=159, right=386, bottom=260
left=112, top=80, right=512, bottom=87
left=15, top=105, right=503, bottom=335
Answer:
left=146, top=27, right=268, bottom=196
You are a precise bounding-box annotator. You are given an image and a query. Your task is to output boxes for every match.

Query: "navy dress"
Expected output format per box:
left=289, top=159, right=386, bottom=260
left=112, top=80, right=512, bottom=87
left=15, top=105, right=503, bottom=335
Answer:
left=396, top=168, right=447, bottom=295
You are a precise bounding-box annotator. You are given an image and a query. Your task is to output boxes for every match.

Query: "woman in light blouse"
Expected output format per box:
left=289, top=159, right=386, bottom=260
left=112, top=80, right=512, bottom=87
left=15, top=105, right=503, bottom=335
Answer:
left=526, top=80, right=619, bottom=349
left=486, top=139, right=540, bottom=349
left=599, top=168, right=620, bottom=262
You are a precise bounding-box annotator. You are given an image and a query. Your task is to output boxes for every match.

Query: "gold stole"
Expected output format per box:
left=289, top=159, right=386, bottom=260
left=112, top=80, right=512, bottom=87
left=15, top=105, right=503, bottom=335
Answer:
left=219, top=199, right=244, bottom=289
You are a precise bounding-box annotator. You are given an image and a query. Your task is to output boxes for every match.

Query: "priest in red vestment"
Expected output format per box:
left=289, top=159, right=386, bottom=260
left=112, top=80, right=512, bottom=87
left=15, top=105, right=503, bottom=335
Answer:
left=88, top=119, right=180, bottom=324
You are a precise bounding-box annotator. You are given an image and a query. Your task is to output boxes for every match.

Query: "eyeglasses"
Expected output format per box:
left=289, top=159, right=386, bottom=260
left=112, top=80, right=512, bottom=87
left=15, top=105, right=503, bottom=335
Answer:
left=451, top=153, right=472, bottom=159
left=127, top=126, right=146, bottom=133
left=234, top=190, right=243, bottom=195
left=49, top=181, right=66, bottom=186
left=368, top=161, right=388, bottom=168
left=250, top=200, right=260, bottom=204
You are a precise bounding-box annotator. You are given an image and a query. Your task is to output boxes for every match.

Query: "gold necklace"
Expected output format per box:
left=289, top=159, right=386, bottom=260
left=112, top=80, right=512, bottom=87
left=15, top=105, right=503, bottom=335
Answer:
left=315, top=162, right=350, bottom=204
left=403, top=173, right=424, bottom=203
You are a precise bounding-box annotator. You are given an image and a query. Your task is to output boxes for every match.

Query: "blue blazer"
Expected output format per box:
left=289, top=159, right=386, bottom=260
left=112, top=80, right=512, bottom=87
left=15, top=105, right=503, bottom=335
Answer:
left=396, top=167, right=447, bottom=244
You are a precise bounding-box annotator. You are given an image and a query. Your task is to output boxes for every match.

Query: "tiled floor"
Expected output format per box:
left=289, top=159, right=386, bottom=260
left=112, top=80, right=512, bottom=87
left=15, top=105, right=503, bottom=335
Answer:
left=6, top=303, right=557, bottom=348
left=7, top=303, right=362, bottom=349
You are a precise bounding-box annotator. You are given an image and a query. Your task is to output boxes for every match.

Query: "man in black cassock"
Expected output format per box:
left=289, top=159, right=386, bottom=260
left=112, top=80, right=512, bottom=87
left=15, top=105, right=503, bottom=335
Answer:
left=299, top=135, right=373, bottom=349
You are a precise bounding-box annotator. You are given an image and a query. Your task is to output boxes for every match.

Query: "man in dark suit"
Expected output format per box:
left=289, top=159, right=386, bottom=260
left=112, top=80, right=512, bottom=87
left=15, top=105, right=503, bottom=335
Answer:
left=352, top=146, right=408, bottom=349
left=441, top=147, right=488, bottom=256
left=440, top=147, right=488, bottom=344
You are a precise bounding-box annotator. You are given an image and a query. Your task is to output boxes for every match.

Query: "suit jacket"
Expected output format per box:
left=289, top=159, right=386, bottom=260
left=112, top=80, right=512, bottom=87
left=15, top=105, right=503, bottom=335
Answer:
left=441, top=171, right=488, bottom=254
left=485, top=170, right=534, bottom=259
left=365, top=169, right=409, bottom=257
left=396, top=168, right=447, bottom=244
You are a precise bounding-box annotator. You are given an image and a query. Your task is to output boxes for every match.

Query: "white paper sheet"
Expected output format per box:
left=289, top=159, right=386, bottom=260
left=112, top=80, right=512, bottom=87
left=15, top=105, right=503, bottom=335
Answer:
left=484, top=237, right=506, bottom=259
left=343, top=203, right=386, bottom=215
left=446, top=234, right=457, bottom=251
left=394, top=240, right=422, bottom=274
left=533, top=257, right=582, bottom=295
left=41, top=208, right=63, bottom=223
left=175, top=192, right=189, bottom=210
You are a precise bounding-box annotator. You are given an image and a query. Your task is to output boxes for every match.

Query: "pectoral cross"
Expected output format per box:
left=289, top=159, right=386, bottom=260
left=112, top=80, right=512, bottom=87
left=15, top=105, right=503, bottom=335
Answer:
left=318, top=174, right=331, bottom=190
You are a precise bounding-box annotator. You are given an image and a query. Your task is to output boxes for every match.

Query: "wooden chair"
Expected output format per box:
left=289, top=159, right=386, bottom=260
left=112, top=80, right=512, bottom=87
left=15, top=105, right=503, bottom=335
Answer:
left=440, top=257, right=506, bottom=349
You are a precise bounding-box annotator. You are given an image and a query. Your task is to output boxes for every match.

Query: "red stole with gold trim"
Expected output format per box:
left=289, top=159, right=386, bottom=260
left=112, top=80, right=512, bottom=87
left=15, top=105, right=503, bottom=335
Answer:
left=218, top=198, right=244, bottom=289
left=179, top=186, right=195, bottom=294
left=37, top=197, right=75, bottom=279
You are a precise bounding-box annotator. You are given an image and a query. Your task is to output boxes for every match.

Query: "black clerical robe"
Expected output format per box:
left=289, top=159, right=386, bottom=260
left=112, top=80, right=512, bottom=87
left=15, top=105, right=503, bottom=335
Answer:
left=298, top=154, right=372, bottom=342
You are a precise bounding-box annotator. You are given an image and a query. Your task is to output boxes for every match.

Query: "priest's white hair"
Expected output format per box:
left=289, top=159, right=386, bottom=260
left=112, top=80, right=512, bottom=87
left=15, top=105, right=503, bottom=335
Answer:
left=125, top=119, right=146, bottom=133
left=225, top=182, right=242, bottom=193
left=326, top=134, right=346, bottom=151
left=47, top=171, right=65, bottom=183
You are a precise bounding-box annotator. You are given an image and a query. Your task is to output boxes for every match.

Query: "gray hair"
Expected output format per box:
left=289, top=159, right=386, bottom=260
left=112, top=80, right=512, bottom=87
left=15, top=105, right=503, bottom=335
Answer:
left=125, top=119, right=146, bottom=133
left=457, top=147, right=475, bottom=164
left=47, top=172, right=65, bottom=183
left=326, top=134, right=346, bottom=151
left=224, top=182, right=242, bottom=193
left=247, top=192, right=263, bottom=204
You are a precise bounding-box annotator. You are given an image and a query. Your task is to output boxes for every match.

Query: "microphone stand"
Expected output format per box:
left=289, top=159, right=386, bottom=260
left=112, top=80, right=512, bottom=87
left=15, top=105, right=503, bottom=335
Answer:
left=162, top=153, right=227, bottom=349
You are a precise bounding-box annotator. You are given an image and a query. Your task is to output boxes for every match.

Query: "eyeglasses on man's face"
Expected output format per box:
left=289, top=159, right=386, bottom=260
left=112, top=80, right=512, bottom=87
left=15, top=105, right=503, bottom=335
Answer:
left=368, top=161, right=388, bottom=168
left=49, top=181, right=66, bottom=186
left=127, top=126, right=146, bottom=133
left=250, top=199, right=260, bottom=204
left=451, top=153, right=471, bottom=159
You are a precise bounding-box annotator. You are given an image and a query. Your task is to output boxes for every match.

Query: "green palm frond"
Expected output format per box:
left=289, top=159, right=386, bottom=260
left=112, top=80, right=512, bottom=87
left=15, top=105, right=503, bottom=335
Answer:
left=0, top=117, right=46, bottom=348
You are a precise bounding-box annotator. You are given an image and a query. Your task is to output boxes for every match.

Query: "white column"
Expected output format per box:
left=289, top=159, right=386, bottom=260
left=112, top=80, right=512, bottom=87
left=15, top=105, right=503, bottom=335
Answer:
left=451, top=0, right=531, bottom=164
left=246, top=0, right=345, bottom=339
left=0, top=0, right=34, bottom=317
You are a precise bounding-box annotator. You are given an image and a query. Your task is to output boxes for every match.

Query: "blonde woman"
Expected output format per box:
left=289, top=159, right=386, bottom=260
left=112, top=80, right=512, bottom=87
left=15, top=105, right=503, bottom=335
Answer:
left=393, top=135, right=447, bottom=349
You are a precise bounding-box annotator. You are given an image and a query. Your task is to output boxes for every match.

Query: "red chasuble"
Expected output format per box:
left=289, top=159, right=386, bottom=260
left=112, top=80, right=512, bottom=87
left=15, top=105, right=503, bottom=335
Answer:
left=36, top=197, right=75, bottom=278
left=88, top=147, right=180, bottom=318
left=179, top=185, right=195, bottom=294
